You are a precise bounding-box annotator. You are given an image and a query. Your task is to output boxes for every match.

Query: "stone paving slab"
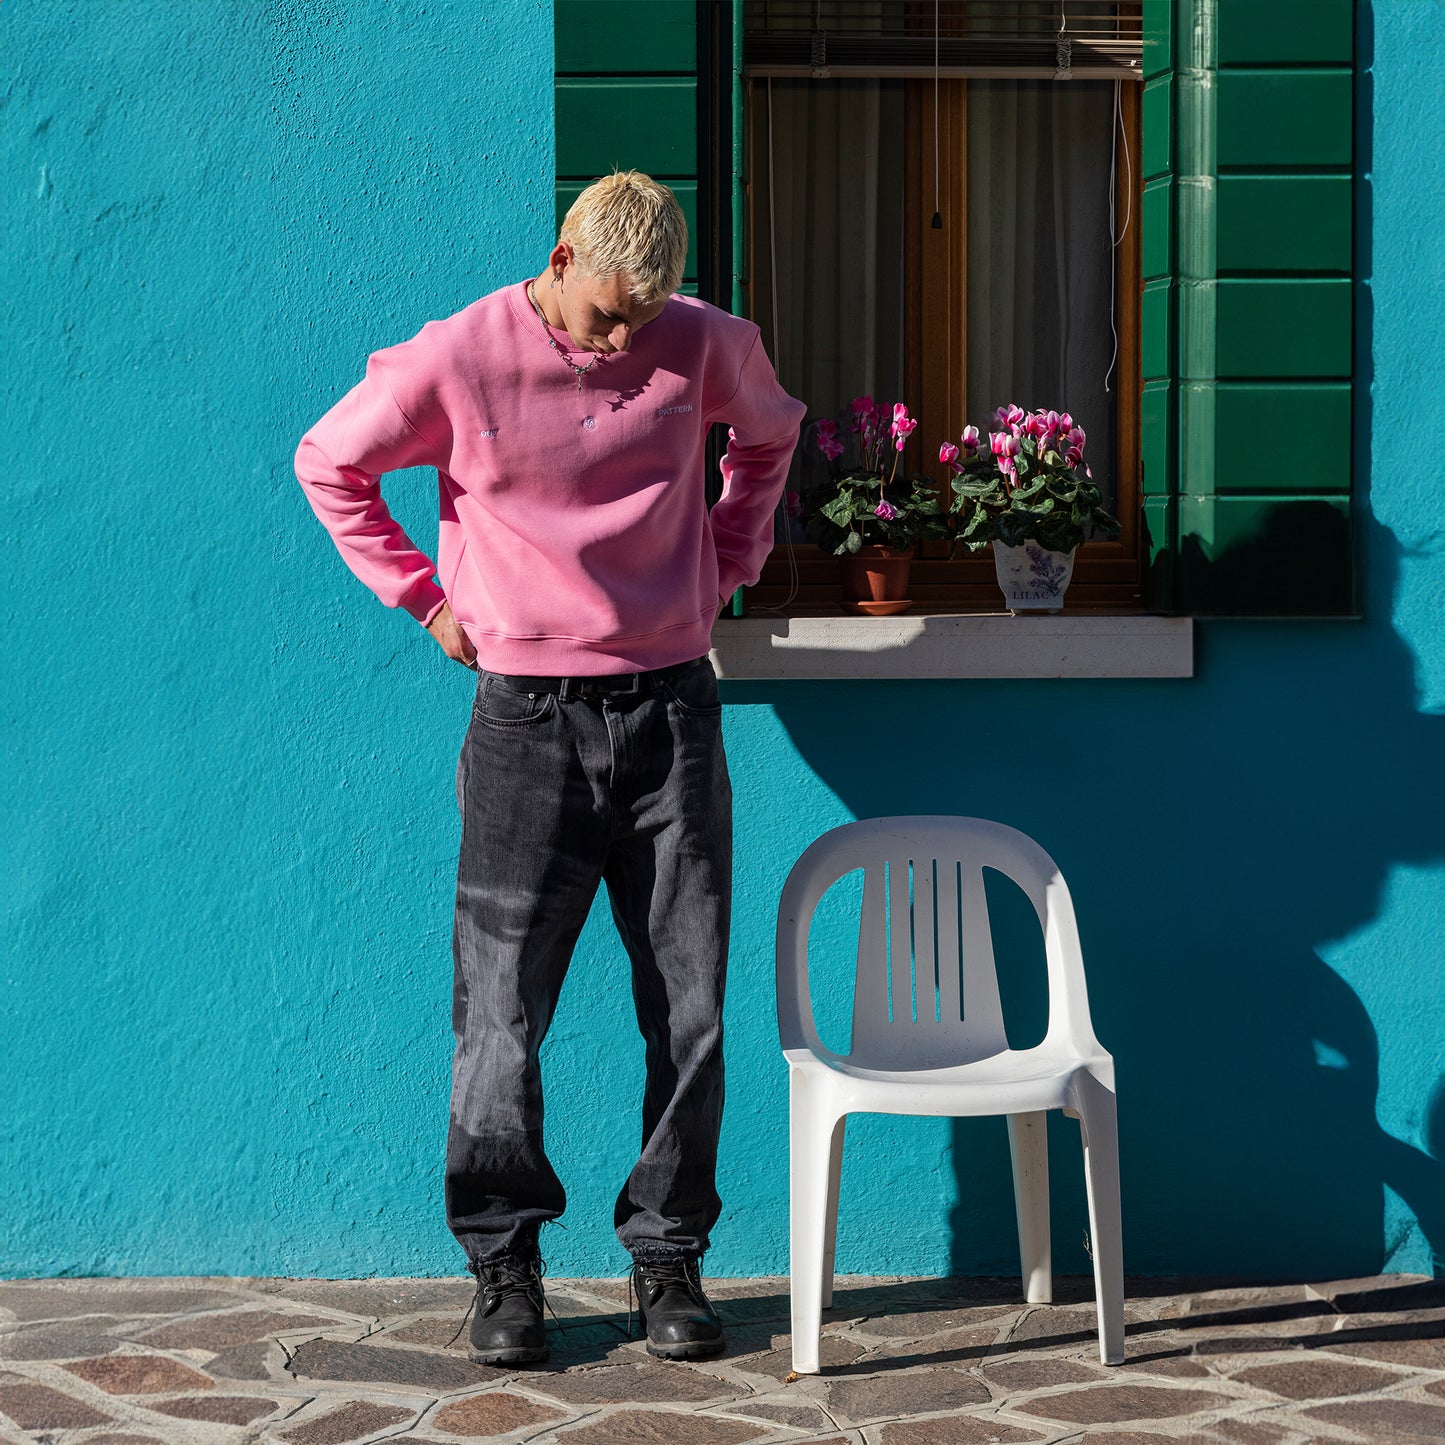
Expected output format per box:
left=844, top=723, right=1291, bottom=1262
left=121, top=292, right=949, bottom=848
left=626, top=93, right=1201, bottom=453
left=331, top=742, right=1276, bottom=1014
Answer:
left=0, top=1274, right=1440, bottom=1444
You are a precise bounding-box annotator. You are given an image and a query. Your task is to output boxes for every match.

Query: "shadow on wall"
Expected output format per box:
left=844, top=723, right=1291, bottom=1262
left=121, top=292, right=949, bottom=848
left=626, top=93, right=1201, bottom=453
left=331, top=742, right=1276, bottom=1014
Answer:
left=1174, top=499, right=1354, bottom=616
left=744, top=501, right=1443, bottom=1282
left=743, top=9, right=1443, bottom=1283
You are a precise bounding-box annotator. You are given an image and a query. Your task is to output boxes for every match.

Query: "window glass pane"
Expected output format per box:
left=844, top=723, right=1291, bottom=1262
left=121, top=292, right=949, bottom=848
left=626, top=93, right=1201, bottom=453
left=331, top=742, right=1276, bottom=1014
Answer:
left=753, top=77, right=908, bottom=421
left=967, top=80, right=1119, bottom=509
left=753, top=74, right=1123, bottom=521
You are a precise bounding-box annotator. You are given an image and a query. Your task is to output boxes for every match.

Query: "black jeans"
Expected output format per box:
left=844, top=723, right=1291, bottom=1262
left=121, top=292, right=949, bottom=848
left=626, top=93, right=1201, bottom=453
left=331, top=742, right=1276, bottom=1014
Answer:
left=445, top=657, right=732, bottom=1266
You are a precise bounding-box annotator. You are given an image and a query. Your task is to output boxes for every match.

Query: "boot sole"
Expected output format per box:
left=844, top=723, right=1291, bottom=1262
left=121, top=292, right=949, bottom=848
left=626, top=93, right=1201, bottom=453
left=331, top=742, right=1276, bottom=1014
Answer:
left=467, top=1344, right=549, bottom=1366
left=645, top=1335, right=726, bottom=1361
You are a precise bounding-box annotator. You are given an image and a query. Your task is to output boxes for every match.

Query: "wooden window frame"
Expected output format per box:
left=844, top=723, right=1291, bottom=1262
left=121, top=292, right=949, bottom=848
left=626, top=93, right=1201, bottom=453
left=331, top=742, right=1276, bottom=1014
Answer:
left=740, top=74, right=1144, bottom=613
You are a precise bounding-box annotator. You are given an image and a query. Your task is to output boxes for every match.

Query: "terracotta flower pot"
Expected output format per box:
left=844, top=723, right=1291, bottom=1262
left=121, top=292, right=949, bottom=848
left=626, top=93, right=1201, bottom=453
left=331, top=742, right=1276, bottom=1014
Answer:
left=840, top=545, right=916, bottom=616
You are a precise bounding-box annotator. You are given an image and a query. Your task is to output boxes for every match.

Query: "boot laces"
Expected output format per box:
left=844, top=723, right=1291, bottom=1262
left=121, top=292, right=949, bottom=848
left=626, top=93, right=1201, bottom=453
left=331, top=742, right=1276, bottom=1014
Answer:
left=628, top=1257, right=705, bottom=1337
left=446, top=1255, right=550, bottom=1348
left=479, top=1256, right=546, bottom=1311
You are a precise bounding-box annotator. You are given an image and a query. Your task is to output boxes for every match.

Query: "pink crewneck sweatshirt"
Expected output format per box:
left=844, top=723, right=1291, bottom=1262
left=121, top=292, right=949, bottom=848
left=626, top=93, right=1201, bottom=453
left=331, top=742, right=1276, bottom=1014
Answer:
left=295, top=282, right=805, bottom=675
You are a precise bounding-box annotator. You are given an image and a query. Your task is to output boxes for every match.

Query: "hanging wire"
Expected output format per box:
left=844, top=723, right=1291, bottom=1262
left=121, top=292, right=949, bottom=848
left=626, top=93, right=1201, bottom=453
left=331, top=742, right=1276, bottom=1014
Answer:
left=1114, top=76, right=1133, bottom=245
left=760, top=75, right=800, bottom=614
left=1056, top=2, right=1073, bottom=79
left=1103, top=79, right=1133, bottom=394
left=931, top=0, right=942, bottom=228
left=768, top=77, right=780, bottom=370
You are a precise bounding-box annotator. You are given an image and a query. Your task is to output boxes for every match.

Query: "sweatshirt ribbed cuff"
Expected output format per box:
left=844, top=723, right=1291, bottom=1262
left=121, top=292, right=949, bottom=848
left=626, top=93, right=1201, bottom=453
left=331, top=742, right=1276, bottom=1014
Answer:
left=401, top=577, right=448, bottom=625
left=715, top=563, right=747, bottom=603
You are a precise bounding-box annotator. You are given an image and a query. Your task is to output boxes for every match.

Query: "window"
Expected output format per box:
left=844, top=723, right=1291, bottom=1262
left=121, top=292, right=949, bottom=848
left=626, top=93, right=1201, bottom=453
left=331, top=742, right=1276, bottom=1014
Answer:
left=741, top=1, right=1145, bottom=611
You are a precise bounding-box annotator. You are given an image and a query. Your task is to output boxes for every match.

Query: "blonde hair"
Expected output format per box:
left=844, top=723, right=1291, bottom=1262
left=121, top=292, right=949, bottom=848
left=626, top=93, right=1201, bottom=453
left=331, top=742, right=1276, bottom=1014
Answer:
left=560, top=171, right=688, bottom=305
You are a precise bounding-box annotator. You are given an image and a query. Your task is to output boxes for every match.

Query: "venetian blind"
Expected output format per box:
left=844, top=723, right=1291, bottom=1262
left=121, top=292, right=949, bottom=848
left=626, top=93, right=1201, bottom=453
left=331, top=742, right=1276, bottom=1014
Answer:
left=745, top=1, right=1143, bottom=81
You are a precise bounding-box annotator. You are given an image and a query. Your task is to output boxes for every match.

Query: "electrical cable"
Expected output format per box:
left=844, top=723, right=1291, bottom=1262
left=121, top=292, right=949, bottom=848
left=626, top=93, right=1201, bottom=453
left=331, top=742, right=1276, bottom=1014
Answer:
left=758, top=75, right=799, bottom=614
left=1103, top=78, right=1132, bottom=394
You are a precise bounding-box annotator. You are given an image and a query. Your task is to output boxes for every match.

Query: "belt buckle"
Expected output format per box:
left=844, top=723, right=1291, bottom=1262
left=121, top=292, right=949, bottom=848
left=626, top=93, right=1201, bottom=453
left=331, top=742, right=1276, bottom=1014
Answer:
left=566, top=673, right=643, bottom=701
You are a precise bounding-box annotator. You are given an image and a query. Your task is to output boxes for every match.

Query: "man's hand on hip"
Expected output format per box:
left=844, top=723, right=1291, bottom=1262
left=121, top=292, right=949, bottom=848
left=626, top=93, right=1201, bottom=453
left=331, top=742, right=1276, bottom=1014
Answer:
left=427, top=602, right=478, bottom=670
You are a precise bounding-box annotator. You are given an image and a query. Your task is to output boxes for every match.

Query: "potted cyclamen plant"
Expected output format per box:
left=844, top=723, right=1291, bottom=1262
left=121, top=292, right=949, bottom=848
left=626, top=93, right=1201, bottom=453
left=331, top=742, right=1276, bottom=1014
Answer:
left=941, top=405, right=1120, bottom=613
left=813, top=396, right=948, bottom=614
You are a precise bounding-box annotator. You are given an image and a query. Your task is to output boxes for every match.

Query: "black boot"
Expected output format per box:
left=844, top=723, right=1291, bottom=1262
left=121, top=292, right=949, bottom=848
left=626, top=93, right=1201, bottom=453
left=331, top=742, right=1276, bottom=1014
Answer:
left=631, top=1257, right=725, bottom=1360
left=464, top=1254, right=548, bottom=1365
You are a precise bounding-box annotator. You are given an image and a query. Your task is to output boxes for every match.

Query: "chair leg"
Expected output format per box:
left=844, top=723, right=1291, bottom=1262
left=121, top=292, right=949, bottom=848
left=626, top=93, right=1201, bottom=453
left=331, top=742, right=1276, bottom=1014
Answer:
left=820, top=1114, right=847, bottom=1309
left=789, top=1081, right=845, bottom=1374
left=1007, top=1111, right=1052, bottom=1304
left=1077, top=1083, right=1125, bottom=1365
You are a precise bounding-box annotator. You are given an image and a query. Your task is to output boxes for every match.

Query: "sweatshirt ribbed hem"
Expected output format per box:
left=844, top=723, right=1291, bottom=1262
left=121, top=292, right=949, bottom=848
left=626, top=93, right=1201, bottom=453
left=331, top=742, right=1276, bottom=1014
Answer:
left=468, top=617, right=716, bottom=677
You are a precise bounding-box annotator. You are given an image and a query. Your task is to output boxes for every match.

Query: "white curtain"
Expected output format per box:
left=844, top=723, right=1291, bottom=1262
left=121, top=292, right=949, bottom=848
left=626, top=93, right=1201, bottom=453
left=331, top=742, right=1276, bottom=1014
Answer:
left=754, top=78, right=907, bottom=423
left=967, top=80, right=1117, bottom=505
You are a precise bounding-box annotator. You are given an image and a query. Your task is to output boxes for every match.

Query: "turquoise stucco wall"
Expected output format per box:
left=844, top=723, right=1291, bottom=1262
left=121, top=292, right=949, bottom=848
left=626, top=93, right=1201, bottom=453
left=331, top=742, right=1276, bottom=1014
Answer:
left=4, top=1, right=1441, bottom=1281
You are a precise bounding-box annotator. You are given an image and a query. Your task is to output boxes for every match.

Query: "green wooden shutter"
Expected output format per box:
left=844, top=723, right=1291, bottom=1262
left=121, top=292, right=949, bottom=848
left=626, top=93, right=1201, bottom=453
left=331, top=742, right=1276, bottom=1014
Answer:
left=554, top=0, right=716, bottom=298
left=1142, top=0, right=1357, bottom=615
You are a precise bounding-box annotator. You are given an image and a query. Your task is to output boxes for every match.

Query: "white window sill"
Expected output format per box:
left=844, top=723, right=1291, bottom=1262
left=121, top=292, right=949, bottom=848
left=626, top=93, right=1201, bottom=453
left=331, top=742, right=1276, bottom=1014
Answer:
left=710, top=611, right=1194, bottom=679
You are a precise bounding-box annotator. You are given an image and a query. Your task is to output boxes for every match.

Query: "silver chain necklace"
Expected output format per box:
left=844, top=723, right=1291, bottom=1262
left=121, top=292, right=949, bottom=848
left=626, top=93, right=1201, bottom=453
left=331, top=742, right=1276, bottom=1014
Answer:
left=527, top=281, right=601, bottom=392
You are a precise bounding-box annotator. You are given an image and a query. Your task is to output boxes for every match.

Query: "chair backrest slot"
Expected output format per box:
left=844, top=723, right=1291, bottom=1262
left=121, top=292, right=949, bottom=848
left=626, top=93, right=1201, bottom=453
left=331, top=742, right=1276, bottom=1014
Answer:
left=913, top=857, right=938, bottom=1024
left=935, top=857, right=963, bottom=1026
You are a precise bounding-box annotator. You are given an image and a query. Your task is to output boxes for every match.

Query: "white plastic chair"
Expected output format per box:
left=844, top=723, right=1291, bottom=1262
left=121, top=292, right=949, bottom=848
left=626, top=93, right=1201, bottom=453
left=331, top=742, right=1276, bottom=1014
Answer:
left=776, top=816, right=1123, bottom=1371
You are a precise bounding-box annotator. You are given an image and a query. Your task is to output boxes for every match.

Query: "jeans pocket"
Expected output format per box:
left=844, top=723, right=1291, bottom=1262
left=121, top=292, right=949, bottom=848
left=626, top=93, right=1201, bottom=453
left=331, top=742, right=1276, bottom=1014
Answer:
left=473, top=676, right=557, bottom=728
left=660, top=659, right=722, bottom=717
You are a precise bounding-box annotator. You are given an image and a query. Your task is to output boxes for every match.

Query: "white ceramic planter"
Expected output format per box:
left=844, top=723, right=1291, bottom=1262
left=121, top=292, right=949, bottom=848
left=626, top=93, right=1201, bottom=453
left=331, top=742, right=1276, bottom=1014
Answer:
left=992, top=540, right=1077, bottom=613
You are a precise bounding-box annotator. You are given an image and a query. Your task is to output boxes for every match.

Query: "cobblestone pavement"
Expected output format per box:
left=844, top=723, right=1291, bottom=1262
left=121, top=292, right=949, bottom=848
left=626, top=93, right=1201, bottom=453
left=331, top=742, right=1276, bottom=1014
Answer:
left=1, top=1274, right=1441, bottom=1444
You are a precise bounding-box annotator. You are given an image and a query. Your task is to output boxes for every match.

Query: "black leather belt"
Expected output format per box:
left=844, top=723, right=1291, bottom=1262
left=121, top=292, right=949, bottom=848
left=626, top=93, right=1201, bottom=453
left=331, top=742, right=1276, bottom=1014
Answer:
left=494, top=658, right=702, bottom=701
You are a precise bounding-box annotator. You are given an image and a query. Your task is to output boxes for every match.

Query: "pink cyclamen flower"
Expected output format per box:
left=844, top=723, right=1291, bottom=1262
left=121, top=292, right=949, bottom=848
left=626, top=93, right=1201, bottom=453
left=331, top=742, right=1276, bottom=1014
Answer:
left=874, top=499, right=897, bottom=522
left=939, top=441, right=960, bottom=467
left=1044, top=410, right=1062, bottom=437
left=993, top=432, right=1020, bottom=478
left=960, top=425, right=981, bottom=452
left=1023, top=413, right=1050, bottom=442
left=1005, top=404, right=1026, bottom=430
left=851, top=394, right=875, bottom=416
left=1066, top=425, right=1087, bottom=452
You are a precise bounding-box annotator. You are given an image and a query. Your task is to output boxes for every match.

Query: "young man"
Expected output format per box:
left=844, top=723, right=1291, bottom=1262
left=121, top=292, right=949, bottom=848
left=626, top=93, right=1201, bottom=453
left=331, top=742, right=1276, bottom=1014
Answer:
left=295, top=172, right=804, bottom=1365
